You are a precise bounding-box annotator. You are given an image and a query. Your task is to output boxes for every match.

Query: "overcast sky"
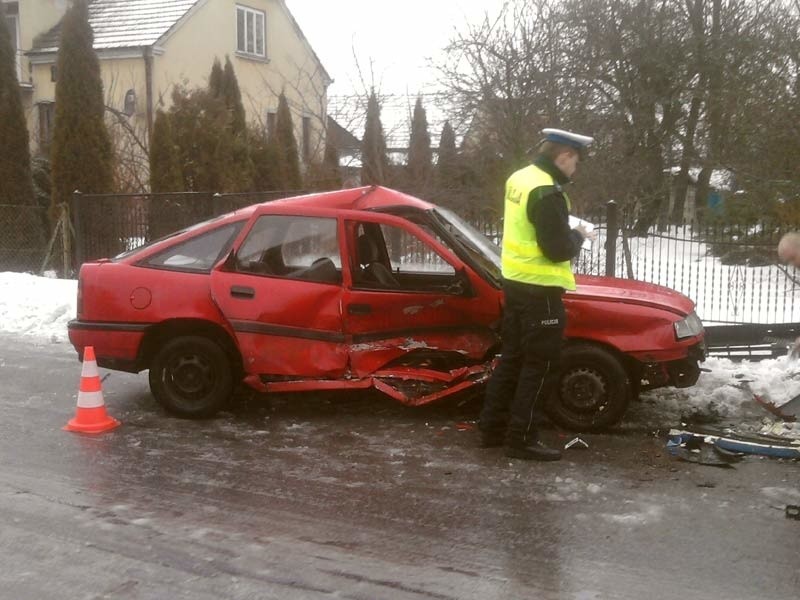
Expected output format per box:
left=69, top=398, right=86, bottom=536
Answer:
left=285, top=0, right=504, bottom=97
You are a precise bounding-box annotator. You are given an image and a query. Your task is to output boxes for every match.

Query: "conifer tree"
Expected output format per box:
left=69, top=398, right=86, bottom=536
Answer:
left=148, top=109, right=184, bottom=238
left=50, top=0, right=114, bottom=258
left=274, top=92, right=301, bottom=189
left=149, top=110, right=182, bottom=193
left=437, top=121, right=459, bottom=188
left=0, top=2, right=45, bottom=270
left=250, top=125, right=281, bottom=191
left=148, top=110, right=184, bottom=237
left=219, top=56, right=251, bottom=190
left=222, top=56, right=246, bottom=136
left=168, top=60, right=253, bottom=197
left=362, top=90, right=388, bottom=185
left=208, top=57, right=224, bottom=98
left=322, top=137, right=342, bottom=188
left=406, top=96, right=432, bottom=188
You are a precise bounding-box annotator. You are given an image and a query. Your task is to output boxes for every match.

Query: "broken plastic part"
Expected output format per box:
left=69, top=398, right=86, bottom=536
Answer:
left=564, top=437, right=589, bottom=450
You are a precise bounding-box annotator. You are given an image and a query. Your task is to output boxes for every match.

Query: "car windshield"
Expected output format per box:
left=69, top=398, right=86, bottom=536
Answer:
left=432, top=207, right=502, bottom=285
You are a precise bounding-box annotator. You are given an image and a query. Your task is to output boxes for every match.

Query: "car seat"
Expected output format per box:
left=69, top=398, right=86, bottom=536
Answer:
left=356, top=234, right=400, bottom=288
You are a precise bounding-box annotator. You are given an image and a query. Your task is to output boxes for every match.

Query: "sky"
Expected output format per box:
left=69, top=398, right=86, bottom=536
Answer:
left=285, top=0, right=503, bottom=97
left=3, top=270, right=800, bottom=431
left=284, top=0, right=507, bottom=146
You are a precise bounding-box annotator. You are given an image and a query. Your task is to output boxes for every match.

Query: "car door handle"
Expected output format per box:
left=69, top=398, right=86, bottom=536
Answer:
left=348, top=303, right=372, bottom=315
left=230, top=286, right=255, bottom=299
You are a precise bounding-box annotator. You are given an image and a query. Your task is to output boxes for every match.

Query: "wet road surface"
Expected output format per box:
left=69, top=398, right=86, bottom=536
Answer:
left=0, top=335, right=798, bottom=599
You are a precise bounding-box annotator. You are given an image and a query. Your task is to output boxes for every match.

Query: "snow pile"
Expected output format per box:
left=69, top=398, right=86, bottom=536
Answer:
left=0, top=272, right=77, bottom=342
left=635, top=355, right=800, bottom=427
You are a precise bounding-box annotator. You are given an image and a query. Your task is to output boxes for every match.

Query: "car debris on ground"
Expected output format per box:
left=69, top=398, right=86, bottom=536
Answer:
left=564, top=437, right=589, bottom=450
left=667, top=426, right=800, bottom=463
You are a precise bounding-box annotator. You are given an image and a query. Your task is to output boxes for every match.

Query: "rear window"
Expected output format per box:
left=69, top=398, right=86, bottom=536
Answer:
left=142, top=221, right=244, bottom=272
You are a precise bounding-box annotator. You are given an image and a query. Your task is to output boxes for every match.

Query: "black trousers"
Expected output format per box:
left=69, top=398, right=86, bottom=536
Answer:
left=480, top=280, right=565, bottom=443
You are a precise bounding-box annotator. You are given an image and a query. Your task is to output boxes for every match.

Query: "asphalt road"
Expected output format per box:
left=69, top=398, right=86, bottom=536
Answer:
left=1, top=334, right=798, bottom=600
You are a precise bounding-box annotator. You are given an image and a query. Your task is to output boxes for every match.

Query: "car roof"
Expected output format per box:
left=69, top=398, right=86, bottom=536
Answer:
left=119, top=187, right=436, bottom=262
left=251, top=186, right=436, bottom=213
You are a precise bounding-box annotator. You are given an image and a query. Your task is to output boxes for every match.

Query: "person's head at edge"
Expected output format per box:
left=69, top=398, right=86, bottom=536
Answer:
left=536, top=128, right=593, bottom=179
left=778, top=232, right=800, bottom=267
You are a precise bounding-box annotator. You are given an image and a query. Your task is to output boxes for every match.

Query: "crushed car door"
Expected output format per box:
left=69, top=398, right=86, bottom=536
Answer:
left=210, top=213, right=348, bottom=379
left=342, top=214, right=498, bottom=399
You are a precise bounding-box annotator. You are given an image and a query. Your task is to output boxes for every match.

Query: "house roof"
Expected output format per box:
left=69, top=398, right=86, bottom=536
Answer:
left=28, top=0, right=331, bottom=82
left=31, top=0, right=198, bottom=53
left=327, top=116, right=360, bottom=151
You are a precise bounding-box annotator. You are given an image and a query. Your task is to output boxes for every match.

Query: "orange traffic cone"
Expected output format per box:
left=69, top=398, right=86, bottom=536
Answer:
left=64, top=346, right=121, bottom=434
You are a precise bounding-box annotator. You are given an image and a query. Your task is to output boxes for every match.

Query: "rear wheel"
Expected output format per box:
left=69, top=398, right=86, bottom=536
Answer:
left=545, top=344, right=630, bottom=431
left=149, top=336, right=233, bottom=418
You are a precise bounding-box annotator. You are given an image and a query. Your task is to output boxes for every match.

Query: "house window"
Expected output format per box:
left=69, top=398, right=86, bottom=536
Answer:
left=38, top=102, right=55, bottom=151
left=236, top=5, right=266, bottom=58
left=123, top=89, right=137, bottom=116
left=266, top=110, right=276, bottom=140
left=4, top=3, right=20, bottom=81
left=302, top=116, right=311, bottom=162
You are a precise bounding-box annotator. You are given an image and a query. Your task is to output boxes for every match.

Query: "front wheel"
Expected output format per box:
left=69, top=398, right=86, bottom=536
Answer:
left=149, top=336, right=233, bottom=418
left=545, top=344, right=631, bottom=432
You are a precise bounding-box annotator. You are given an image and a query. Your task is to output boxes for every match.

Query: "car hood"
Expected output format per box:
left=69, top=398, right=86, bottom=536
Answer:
left=572, top=275, right=695, bottom=316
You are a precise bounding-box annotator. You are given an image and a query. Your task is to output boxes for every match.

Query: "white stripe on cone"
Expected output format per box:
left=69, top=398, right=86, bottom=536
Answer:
left=81, top=357, right=100, bottom=379
left=77, top=389, right=105, bottom=409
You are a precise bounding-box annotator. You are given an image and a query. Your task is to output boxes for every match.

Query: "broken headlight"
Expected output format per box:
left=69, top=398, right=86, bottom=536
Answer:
left=674, top=311, right=704, bottom=340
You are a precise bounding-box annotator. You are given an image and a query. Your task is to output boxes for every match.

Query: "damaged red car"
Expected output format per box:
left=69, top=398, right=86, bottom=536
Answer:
left=68, top=186, right=706, bottom=430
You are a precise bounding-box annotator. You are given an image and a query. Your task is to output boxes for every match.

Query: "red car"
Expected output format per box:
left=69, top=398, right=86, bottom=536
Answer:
left=68, top=186, right=705, bottom=430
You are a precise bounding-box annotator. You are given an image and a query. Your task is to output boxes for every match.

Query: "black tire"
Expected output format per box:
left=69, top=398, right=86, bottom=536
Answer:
left=148, top=336, right=233, bottom=418
left=545, top=344, right=631, bottom=432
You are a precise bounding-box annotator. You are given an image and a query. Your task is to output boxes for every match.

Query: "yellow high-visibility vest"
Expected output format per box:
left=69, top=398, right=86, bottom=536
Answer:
left=501, top=164, right=577, bottom=290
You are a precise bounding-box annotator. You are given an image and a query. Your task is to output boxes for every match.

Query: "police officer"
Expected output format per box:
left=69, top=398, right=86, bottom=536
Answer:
left=479, top=128, right=596, bottom=461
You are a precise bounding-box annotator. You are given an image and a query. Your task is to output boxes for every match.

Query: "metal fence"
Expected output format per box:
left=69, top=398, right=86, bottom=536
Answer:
left=0, top=203, right=51, bottom=273
left=572, top=202, right=800, bottom=325
left=3, top=188, right=800, bottom=326
left=69, top=190, right=304, bottom=267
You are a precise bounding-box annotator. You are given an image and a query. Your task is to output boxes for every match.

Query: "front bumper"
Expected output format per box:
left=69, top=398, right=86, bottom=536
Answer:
left=641, top=341, right=705, bottom=390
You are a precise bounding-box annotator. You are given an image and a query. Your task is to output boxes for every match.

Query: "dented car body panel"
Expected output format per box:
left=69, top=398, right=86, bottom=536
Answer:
left=68, top=186, right=705, bottom=408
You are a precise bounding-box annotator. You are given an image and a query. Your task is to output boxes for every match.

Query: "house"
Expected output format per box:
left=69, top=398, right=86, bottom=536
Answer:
left=6, top=0, right=331, bottom=167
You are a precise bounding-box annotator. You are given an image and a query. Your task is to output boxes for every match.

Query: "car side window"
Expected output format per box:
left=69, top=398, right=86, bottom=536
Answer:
left=380, top=223, right=456, bottom=276
left=237, top=215, right=341, bottom=284
left=351, top=221, right=457, bottom=292
left=143, top=221, right=244, bottom=272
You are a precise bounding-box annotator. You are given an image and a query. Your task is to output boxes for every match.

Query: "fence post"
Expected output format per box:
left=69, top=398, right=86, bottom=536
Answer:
left=605, top=199, right=618, bottom=277
left=70, top=190, right=83, bottom=274
left=212, top=192, right=223, bottom=217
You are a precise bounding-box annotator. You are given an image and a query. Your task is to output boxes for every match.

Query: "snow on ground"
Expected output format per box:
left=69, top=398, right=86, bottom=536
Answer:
left=1, top=272, right=799, bottom=428
left=0, top=272, right=76, bottom=343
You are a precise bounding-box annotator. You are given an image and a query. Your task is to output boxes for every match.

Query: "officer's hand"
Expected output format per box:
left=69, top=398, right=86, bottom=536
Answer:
left=575, top=224, right=597, bottom=241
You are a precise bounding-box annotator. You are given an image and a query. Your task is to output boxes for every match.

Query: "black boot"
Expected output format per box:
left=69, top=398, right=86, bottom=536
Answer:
left=506, top=436, right=562, bottom=461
